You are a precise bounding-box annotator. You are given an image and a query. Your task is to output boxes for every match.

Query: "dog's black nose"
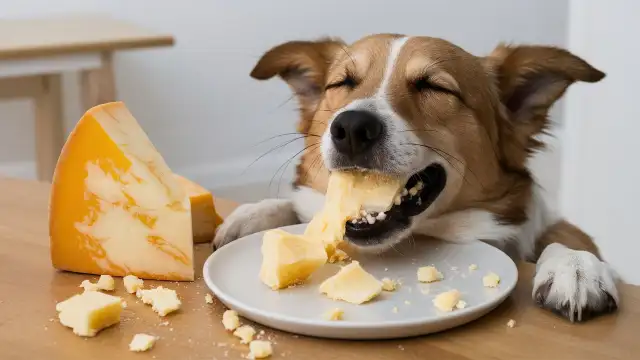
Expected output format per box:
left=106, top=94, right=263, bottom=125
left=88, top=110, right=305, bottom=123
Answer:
left=330, top=110, right=383, bottom=156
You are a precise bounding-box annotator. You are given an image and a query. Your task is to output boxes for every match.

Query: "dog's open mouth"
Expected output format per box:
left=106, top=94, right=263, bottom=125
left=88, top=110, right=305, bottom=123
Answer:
left=344, top=164, right=446, bottom=244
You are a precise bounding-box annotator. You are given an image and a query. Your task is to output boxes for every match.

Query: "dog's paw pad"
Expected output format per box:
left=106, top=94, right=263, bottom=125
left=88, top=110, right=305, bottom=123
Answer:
left=532, top=245, right=619, bottom=322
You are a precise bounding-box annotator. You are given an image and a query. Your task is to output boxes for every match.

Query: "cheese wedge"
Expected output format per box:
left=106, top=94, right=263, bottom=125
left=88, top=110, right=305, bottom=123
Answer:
left=304, top=171, right=404, bottom=256
left=259, top=229, right=328, bottom=290
left=319, top=261, right=383, bottom=304
left=56, top=291, right=125, bottom=337
left=174, top=174, right=224, bottom=243
left=49, top=102, right=194, bottom=281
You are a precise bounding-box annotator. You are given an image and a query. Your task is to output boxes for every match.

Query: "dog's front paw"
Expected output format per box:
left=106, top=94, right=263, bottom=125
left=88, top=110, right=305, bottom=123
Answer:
left=532, top=243, right=619, bottom=322
left=213, top=199, right=299, bottom=249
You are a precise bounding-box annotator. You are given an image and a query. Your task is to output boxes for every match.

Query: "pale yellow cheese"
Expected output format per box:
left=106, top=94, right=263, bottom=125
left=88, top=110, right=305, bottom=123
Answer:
left=469, top=264, right=478, bottom=271
left=507, top=319, right=516, bottom=328
left=381, top=278, right=399, bottom=291
left=259, top=229, right=328, bottom=290
left=79, top=275, right=115, bottom=292
left=174, top=174, right=224, bottom=243
left=123, top=275, right=144, bottom=294
left=233, top=325, right=256, bottom=344
left=249, top=340, right=273, bottom=359
left=323, top=308, right=344, bottom=321
left=136, top=286, right=181, bottom=316
left=49, top=102, right=194, bottom=281
left=433, top=290, right=462, bottom=312
left=328, top=249, right=350, bottom=263
left=205, top=293, right=214, bottom=304
left=304, top=171, right=404, bottom=256
left=56, top=291, right=125, bottom=337
left=417, top=266, right=443, bottom=283
left=129, top=333, right=158, bottom=352
left=483, top=272, right=501, bottom=288
left=222, top=310, right=240, bottom=331
left=319, top=261, right=383, bottom=304
left=96, top=275, right=115, bottom=290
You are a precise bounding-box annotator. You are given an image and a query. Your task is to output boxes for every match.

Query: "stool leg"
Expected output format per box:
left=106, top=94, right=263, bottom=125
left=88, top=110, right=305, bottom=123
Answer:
left=34, top=74, right=63, bottom=182
left=80, top=51, right=116, bottom=110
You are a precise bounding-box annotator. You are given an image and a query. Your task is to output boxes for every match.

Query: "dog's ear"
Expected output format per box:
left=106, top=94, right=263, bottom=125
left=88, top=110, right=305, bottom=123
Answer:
left=484, top=44, right=605, bottom=168
left=251, top=38, right=345, bottom=132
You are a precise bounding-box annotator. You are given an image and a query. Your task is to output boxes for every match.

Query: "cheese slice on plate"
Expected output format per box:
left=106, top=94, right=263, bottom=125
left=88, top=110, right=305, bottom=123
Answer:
left=319, top=261, right=383, bottom=304
left=304, top=171, right=404, bottom=256
left=49, top=102, right=194, bottom=281
left=174, top=174, right=224, bottom=243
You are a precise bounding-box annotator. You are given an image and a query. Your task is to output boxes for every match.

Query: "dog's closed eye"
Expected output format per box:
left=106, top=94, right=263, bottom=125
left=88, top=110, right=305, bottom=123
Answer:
left=410, top=76, right=460, bottom=98
left=326, top=72, right=359, bottom=91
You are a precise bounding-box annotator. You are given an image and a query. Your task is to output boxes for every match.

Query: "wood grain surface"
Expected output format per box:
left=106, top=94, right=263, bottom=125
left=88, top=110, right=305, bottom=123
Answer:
left=0, top=178, right=637, bottom=360
left=0, top=15, right=174, bottom=60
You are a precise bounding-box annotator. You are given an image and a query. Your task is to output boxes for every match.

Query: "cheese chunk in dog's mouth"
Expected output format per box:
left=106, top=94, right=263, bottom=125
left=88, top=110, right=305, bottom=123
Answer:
left=344, top=164, right=447, bottom=245
left=304, top=171, right=405, bottom=255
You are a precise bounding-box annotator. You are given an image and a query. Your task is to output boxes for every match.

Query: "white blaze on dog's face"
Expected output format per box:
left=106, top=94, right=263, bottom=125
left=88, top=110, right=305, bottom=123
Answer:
left=251, top=34, right=604, bottom=252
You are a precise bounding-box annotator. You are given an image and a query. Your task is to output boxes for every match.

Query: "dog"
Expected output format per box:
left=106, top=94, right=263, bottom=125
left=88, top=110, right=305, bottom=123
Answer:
left=213, top=34, right=619, bottom=322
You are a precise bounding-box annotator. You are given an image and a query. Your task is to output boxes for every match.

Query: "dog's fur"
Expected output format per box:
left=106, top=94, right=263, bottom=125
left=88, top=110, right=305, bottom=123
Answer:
left=214, top=34, right=619, bottom=322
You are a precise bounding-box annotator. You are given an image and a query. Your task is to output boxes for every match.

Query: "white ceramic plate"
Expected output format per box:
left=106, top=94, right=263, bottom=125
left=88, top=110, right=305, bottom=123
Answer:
left=203, top=224, right=518, bottom=340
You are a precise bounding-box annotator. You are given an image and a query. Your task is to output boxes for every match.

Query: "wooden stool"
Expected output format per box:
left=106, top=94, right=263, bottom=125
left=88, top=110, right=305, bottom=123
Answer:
left=0, top=15, right=174, bottom=181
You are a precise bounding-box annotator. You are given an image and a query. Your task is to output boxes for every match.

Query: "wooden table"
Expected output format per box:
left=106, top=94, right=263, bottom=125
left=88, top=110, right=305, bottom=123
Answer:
left=0, top=178, right=638, bottom=360
left=0, top=15, right=174, bottom=181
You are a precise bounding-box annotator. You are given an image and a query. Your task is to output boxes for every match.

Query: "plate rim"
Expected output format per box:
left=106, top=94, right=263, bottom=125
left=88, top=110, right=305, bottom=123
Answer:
left=203, top=223, right=519, bottom=331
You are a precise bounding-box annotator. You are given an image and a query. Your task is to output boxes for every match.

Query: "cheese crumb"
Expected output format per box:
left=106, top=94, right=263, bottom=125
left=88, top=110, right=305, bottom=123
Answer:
left=123, top=275, right=144, bottom=294
left=507, top=319, right=516, bottom=328
left=482, top=272, right=500, bottom=288
left=381, top=278, right=398, bottom=291
left=392, top=306, right=399, bottom=313
left=222, top=310, right=240, bottom=331
left=404, top=300, right=411, bottom=305
left=79, top=280, right=100, bottom=292
left=79, top=275, right=115, bottom=292
left=96, top=275, right=115, bottom=291
left=205, top=294, right=214, bottom=304
left=468, top=264, right=478, bottom=271
left=328, top=249, right=350, bottom=263
left=234, top=325, right=256, bottom=344
left=136, top=287, right=181, bottom=316
left=433, top=290, right=462, bottom=312
left=323, top=308, right=344, bottom=321
left=129, top=333, right=158, bottom=352
left=417, top=266, right=443, bottom=283
left=249, top=340, right=273, bottom=359
left=455, top=300, right=467, bottom=309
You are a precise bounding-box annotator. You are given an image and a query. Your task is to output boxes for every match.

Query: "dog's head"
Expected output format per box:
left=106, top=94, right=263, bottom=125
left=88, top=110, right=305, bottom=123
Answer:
left=251, top=34, right=604, bottom=251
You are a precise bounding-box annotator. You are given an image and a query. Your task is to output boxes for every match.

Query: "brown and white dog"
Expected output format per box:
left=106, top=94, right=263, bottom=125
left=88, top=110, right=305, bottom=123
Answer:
left=213, top=34, right=619, bottom=322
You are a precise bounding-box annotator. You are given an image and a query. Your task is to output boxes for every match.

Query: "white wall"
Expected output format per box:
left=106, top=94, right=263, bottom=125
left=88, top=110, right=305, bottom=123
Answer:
left=561, top=0, right=640, bottom=284
left=0, top=0, right=567, bottom=201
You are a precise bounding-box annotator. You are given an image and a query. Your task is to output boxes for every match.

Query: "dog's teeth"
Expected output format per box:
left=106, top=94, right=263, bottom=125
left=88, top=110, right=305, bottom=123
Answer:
left=416, top=198, right=422, bottom=206
left=401, top=188, right=408, bottom=196
left=366, top=215, right=376, bottom=224
left=416, top=181, right=424, bottom=191
left=394, top=195, right=402, bottom=206
left=409, top=187, right=418, bottom=196
left=351, top=219, right=358, bottom=224
left=376, top=212, right=387, bottom=221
